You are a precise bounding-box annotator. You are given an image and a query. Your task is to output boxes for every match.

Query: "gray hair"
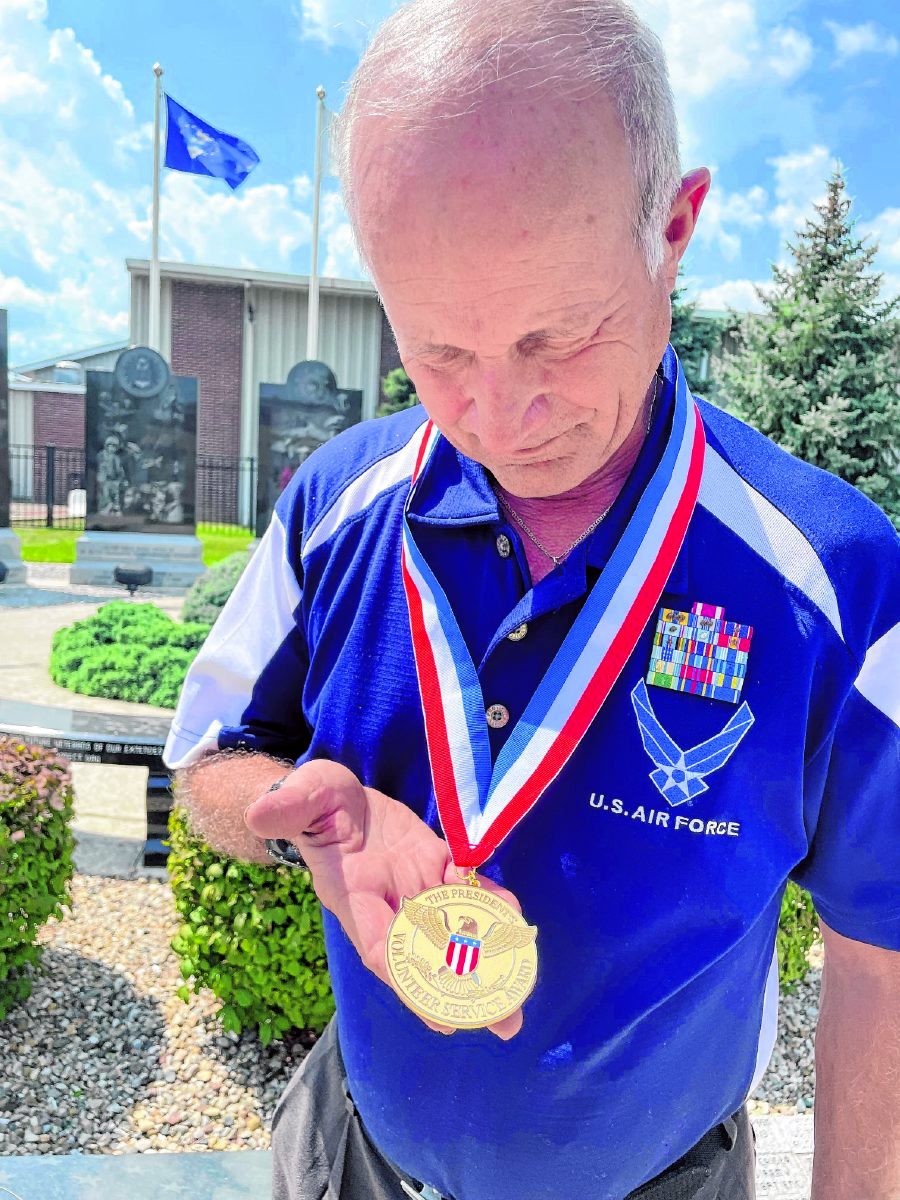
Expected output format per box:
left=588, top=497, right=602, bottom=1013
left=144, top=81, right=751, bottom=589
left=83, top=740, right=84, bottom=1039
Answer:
left=334, top=0, right=682, bottom=278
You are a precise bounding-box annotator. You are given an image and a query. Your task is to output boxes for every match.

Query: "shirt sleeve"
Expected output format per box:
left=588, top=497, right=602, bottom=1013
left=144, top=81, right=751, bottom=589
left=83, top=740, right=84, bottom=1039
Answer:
left=163, top=504, right=311, bottom=771
left=791, top=618, right=900, bottom=950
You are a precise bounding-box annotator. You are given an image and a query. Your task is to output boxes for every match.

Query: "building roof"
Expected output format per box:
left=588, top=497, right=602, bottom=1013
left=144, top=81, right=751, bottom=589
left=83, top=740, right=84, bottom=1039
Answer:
left=12, top=339, right=128, bottom=374
left=126, top=259, right=379, bottom=297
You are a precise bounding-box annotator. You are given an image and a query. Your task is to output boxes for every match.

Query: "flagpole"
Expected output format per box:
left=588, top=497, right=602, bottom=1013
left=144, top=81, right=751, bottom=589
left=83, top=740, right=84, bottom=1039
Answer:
left=306, top=84, right=326, bottom=362
left=149, top=62, right=164, bottom=352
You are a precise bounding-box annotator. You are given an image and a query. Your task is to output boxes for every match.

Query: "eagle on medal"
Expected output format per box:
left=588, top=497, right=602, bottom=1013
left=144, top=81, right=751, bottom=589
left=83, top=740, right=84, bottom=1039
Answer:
left=401, top=896, right=537, bottom=996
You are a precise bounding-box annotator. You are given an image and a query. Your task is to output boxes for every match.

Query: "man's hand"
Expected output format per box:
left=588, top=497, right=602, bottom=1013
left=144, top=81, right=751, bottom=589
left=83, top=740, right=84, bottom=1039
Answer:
left=243, top=759, right=524, bottom=1040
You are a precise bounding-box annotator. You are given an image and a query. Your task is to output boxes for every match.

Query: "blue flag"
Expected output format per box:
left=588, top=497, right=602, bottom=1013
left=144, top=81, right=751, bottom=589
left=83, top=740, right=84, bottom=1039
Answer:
left=164, top=95, right=259, bottom=190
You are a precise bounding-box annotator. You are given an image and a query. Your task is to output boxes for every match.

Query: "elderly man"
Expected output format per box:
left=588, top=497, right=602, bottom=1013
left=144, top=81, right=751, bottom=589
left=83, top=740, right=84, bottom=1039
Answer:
left=164, top=1, right=900, bottom=1197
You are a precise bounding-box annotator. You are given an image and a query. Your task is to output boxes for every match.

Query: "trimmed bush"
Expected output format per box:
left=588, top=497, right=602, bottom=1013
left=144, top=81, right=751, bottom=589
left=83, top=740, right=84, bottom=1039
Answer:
left=182, top=549, right=252, bottom=626
left=782, top=888, right=825, bottom=988
left=778, top=882, right=819, bottom=991
left=0, top=738, right=76, bottom=1019
left=49, top=602, right=210, bottom=709
left=167, top=807, right=334, bottom=1044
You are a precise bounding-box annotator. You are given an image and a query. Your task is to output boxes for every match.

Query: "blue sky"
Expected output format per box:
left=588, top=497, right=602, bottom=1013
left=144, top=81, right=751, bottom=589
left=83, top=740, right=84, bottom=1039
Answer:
left=2, top=0, right=900, bottom=365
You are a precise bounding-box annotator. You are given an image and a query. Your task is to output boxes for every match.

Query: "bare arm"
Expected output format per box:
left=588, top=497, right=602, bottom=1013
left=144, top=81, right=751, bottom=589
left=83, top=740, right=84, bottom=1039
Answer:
left=811, top=921, right=900, bottom=1200
left=175, top=750, right=293, bottom=864
left=175, top=754, right=526, bottom=1038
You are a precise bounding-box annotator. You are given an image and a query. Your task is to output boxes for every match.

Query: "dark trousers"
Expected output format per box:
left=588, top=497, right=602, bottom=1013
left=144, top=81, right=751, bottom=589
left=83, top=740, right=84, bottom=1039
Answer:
left=272, top=1020, right=756, bottom=1200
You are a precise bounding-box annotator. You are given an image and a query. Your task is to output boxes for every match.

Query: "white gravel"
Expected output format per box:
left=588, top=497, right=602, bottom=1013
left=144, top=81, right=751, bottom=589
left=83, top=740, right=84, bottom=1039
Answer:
left=0, top=876, right=315, bottom=1156
left=0, top=874, right=819, bottom=1155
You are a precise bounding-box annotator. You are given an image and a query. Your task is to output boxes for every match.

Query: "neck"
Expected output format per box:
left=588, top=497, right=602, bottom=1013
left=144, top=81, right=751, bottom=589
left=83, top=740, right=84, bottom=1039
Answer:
left=494, top=380, right=656, bottom=583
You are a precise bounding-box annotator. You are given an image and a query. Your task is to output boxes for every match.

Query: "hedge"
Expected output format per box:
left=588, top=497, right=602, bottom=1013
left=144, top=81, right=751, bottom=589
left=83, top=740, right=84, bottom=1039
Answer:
left=167, top=807, right=334, bottom=1043
left=49, top=602, right=210, bottom=709
left=0, top=738, right=76, bottom=1019
left=182, top=549, right=252, bottom=626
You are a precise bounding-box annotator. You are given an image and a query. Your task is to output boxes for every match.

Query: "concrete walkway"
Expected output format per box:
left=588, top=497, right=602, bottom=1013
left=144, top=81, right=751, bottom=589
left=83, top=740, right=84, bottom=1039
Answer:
left=1, top=566, right=179, bottom=849
left=0, top=566, right=816, bottom=1198
left=0, top=1120, right=814, bottom=1200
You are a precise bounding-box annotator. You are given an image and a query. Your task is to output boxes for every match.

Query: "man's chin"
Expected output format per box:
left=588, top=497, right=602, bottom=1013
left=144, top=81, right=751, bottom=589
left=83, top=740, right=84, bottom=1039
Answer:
left=488, top=455, right=592, bottom=499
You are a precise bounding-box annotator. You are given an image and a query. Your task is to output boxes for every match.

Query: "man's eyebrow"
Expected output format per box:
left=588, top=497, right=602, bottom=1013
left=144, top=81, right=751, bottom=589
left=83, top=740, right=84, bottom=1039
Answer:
left=410, top=313, right=600, bottom=356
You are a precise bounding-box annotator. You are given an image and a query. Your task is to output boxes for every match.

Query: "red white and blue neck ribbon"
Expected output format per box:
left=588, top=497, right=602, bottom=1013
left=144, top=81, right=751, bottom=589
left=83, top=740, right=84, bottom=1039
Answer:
left=400, top=362, right=706, bottom=870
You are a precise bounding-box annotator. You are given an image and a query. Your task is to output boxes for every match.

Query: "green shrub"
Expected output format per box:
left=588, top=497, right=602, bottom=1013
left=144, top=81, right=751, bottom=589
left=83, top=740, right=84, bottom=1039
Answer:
left=167, top=806, right=334, bottom=1044
left=50, top=602, right=210, bottom=708
left=0, top=739, right=76, bottom=1019
left=182, top=549, right=253, bottom=625
left=778, top=881, right=819, bottom=991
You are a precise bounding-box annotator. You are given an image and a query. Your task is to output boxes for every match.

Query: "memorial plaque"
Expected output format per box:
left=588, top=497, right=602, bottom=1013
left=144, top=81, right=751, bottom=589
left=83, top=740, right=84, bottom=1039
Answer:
left=85, top=347, right=197, bottom=534
left=256, top=359, right=362, bottom=534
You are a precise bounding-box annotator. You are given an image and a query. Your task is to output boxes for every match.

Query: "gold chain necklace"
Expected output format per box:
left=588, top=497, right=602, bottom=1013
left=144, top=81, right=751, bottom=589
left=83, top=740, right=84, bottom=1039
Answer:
left=497, top=374, right=661, bottom=569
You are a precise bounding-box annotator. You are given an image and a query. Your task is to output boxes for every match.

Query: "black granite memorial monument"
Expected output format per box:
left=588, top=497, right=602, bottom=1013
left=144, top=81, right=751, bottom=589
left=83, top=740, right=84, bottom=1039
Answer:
left=256, top=359, right=362, bottom=534
left=85, top=347, right=198, bottom=535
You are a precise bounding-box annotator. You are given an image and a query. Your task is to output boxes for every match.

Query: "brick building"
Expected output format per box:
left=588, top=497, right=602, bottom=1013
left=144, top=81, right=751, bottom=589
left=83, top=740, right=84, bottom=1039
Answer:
left=127, top=260, right=403, bottom=466
left=11, top=261, right=403, bottom=464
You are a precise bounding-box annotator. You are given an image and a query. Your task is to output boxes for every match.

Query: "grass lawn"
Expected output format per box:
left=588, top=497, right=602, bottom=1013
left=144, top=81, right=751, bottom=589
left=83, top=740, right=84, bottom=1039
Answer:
left=14, top=524, right=252, bottom=567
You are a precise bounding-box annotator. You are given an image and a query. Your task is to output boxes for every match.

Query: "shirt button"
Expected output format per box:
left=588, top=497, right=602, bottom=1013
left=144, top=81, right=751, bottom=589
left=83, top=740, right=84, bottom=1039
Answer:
left=486, top=703, right=510, bottom=729
left=496, top=534, right=512, bottom=559
left=507, top=623, right=528, bottom=642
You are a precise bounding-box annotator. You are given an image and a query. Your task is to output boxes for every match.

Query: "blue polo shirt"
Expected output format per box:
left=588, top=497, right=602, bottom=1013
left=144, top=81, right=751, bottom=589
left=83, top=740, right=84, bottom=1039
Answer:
left=165, top=346, right=900, bottom=1200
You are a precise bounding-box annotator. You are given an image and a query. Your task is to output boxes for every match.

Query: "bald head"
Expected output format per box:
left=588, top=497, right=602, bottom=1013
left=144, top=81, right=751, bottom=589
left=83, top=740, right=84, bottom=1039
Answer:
left=336, top=0, right=682, bottom=277
left=334, top=0, right=710, bottom=499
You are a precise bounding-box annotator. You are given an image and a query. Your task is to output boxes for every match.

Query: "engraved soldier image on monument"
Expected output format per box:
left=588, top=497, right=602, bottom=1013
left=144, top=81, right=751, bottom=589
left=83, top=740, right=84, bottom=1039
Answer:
left=72, top=346, right=204, bottom=589
left=85, top=347, right=197, bottom=533
left=256, top=359, right=362, bottom=534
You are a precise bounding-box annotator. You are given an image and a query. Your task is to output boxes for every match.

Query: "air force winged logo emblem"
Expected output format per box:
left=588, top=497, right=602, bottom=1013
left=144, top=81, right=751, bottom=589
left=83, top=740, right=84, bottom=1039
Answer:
left=630, top=680, right=754, bottom=806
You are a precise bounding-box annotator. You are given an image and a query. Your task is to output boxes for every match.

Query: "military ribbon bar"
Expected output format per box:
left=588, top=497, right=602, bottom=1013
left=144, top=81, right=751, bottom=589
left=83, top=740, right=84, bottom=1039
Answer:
left=400, top=360, right=706, bottom=870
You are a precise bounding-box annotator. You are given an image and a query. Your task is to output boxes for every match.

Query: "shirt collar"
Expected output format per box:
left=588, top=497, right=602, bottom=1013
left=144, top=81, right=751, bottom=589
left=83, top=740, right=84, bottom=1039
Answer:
left=407, top=343, right=692, bottom=595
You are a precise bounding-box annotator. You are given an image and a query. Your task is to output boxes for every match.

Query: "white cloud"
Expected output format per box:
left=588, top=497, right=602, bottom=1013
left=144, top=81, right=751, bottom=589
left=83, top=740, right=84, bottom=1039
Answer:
left=859, top=208, right=900, bottom=265
left=695, top=177, right=769, bottom=260
left=825, top=21, right=900, bottom=62
left=0, top=0, right=343, bottom=361
left=156, top=175, right=313, bottom=268
left=694, top=279, right=771, bottom=313
left=857, top=209, right=900, bottom=301
left=768, top=144, right=834, bottom=247
left=766, top=27, right=814, bottom=80
left=299, top=0, right=396, bottom=49
left=0, top=53, right=47, bottom=104
left=320, top=191, right=365, bottom=278
left=0, top=273, right=48, bottom=308
left=633, top=1, right=813, bottom=104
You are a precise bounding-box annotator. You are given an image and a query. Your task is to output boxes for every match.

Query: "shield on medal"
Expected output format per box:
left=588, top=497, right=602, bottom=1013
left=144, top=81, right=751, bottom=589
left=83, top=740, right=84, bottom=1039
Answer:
left=445, top=917, right=481, bottom=976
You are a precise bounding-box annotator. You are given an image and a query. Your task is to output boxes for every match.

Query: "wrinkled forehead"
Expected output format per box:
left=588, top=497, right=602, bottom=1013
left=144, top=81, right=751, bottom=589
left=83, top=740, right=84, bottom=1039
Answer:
left=352, top=84, right=638, bottom=276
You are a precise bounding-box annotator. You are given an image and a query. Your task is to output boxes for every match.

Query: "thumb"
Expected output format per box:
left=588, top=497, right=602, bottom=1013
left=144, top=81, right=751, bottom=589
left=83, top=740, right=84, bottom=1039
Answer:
left=243, top=760, right=365, bottom=848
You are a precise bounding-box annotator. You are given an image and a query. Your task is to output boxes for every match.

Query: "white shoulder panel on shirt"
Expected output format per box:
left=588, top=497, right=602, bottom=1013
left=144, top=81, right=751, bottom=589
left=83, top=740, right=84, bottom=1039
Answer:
left=855, top=623, right=900, bottom=729
left=302, top=430, right=423, bottom=562
left=163, top=512, right=301, bottom=770
left=698, top=445, right=844, bottom=642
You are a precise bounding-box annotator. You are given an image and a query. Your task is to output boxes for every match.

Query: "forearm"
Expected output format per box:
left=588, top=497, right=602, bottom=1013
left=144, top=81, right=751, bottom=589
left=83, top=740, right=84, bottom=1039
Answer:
left=811, top=936, right=900, bottom=1199
left=176, top=750, right=293, bottom=864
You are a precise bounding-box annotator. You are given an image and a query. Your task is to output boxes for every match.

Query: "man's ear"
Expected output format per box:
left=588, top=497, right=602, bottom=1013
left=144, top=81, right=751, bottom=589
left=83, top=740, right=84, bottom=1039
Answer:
left=662, top=168, right=712, bottom=291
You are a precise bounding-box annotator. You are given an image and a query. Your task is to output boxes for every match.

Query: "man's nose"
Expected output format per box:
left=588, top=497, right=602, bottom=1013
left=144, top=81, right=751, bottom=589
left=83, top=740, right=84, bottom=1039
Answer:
left=459, top=361, right=544, bottom=453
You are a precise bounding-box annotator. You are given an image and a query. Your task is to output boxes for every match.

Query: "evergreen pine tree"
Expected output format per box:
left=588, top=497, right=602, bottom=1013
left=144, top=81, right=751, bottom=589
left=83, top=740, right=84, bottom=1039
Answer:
left=723, top=168, right=900, bottom=527
left=670, top=283, right=729, bottom=397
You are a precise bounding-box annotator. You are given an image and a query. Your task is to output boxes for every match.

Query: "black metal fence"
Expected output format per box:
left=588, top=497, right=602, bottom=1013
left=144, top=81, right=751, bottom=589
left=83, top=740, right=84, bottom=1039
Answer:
left=9, top=444, right=257, bottom=534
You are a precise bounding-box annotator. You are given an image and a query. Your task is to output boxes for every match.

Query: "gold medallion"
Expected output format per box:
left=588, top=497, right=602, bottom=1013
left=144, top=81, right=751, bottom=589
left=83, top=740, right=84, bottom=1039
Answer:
left=385, top=883, right=538, bottom=1029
